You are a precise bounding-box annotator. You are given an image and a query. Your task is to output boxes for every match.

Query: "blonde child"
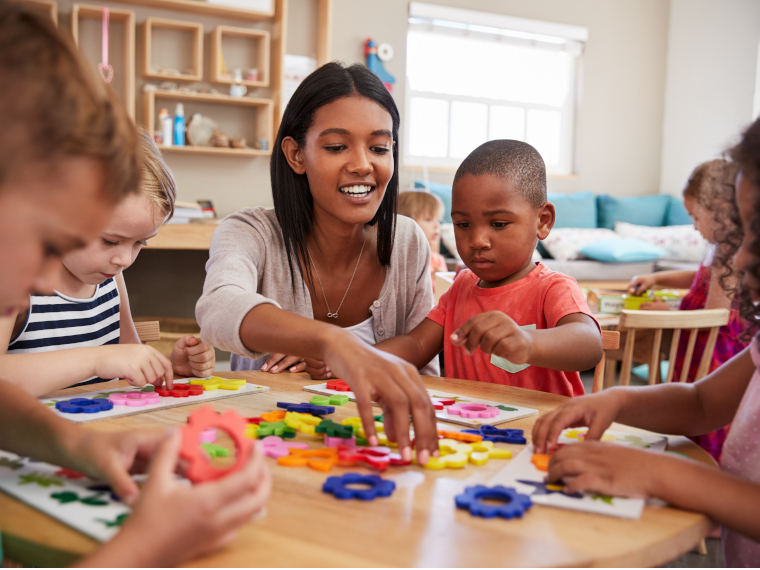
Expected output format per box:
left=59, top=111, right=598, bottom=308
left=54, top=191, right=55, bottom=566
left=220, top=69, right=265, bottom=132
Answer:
left=0, top=4, right=269, bottom=566
left=0, top=130, right=216, bottom=396
left=533, top=117, right=760, bottom=567
left=628, top=159, right=746, bottom=461
left=398, top=191, right=448, bottom=289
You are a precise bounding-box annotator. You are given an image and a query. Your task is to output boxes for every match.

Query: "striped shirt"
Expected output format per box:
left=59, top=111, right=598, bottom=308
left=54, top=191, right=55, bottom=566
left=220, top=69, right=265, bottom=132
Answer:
left=7, top=278, right=121, bottom=386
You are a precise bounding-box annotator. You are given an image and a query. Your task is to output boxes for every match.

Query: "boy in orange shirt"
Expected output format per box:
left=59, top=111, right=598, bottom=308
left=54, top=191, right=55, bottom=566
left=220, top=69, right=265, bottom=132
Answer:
left=376, top=140, right=602, bottom=397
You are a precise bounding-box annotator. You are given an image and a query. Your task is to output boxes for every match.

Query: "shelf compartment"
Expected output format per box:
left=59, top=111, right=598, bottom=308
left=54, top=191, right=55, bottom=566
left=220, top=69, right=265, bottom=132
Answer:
left=103, top=0, right=273, bottom=22
left=143, top=17, right=203, bottom=82
left=211, top=25, right=270, bottom=88
left=20, top=0, right=58, bottom=25
left=71, top=3, right=135, bottom=118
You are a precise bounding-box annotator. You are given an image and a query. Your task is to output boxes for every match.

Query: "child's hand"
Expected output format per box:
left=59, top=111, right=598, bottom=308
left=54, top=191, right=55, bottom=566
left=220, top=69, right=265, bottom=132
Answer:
left=628, top=274, right=657, bottom=295
left=98, top=431, right=271, bottom=567
left=94, top=345, right=174, bottom=389
left=304, top=358, right=332, bottom=379
left=531, top=390, right=623, bottom=453
left=450, top=311, right=533, bottom=363
left=640, top=300, right=671, bottom=311
left=547, top=442, right=666, bottom=498
left=260, top=353, right=305, bottom=374
left=171, top=335, right=216, bottom=378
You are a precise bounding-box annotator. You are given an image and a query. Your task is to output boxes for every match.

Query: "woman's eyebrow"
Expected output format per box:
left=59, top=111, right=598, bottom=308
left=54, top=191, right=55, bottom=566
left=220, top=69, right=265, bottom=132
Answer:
left=317, top=128, right=392, bottom=138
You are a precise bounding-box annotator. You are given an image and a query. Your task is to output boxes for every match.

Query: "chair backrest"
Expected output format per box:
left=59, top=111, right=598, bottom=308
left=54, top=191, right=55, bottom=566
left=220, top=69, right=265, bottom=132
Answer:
left=134, top=320, right=161, bottom=343
left=616, top=309, right=730, bottom=387
left=591, top=330, right=621, bottom=393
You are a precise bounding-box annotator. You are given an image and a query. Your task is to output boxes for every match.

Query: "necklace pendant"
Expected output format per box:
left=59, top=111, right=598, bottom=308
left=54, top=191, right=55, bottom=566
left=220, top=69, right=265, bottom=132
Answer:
left=327, top=312, right=338, bottom=319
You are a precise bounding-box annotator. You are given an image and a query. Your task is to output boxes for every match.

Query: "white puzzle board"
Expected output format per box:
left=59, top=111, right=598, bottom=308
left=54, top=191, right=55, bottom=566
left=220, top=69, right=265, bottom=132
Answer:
left=41, top=380, right=269, bottom=423
left=303, top=383, right=538, bottom=427
left=488, top=428, right=668, bottom=520
left=0, top=450, right=135, bottom=541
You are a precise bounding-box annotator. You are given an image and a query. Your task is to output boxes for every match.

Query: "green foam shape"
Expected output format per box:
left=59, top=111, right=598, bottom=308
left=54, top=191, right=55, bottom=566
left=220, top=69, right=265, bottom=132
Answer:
left=18, top=472, right=63, bottom=488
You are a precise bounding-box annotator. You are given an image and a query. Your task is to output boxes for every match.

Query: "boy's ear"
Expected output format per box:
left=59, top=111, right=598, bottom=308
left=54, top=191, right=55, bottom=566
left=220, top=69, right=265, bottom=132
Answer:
left=537, top=202, right=555, bottom=240
left=281, top=136, right=306, bottom=175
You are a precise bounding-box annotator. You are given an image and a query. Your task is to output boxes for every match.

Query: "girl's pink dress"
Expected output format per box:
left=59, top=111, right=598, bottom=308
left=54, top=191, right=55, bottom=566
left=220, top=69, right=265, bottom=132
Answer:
left=671, top=260, right=748, bottom=462
left=720, top=337, right=760, bottom=566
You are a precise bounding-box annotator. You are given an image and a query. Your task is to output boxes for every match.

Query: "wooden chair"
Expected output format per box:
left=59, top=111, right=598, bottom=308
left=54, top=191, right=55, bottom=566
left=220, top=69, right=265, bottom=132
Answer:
left=591, top=330, right=621, bottom=393
left=134, top=320, right=160, bottom=343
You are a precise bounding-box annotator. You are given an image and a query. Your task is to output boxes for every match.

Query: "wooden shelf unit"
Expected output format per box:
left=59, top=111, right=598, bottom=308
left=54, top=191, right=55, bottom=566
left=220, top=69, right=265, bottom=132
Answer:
left=144, top=89, right=273, bottom=157
left=210, top=25, right=270, bottom=88
left=71, top=3, right=135, bottom=118
left=143, top=17, right=203, bottom=82
left=102, top=0, right=273, bottom=21
left=19, top=0, right=58, bottom=25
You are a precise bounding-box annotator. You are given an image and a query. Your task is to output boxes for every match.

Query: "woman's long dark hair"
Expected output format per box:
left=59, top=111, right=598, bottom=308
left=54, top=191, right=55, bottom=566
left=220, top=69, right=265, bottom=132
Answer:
left=271, top=62, right=400, bottom=291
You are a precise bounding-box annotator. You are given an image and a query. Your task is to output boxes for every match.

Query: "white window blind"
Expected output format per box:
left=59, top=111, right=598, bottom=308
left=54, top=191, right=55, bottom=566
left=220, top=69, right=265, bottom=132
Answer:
left=405, top=3, right=587, bottom=175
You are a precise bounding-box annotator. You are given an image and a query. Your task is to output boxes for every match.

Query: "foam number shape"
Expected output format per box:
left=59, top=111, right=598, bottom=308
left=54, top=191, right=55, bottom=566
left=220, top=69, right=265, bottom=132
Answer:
left=446, top=403, right=499, bottom=419
left=55, top=398, right=114, bottom=414
left=531, top=453, right=552, bottom=472
left=260, top=410, right=287, bottom=423
left=316, top=419, right=354, bottom=439
left=155, top=384, right=203, bottom=398
left=461, top=426, right=527, bottom=445
left=323, top=473, right=396, bottom=500
left=278, top=447, right=339, bottom=472
left=276, top=402, right=335, bottom=416
left=260, top=435, right=308, bottom=458
left=326, top=379, right=351, bottom=392
left=437, top=430, right=482, bottom=443
left=257, top=420, right=297, bottom=438
left=109, top=392, right=161, bottom=407
left=180, top=406, right=252, bottom=483
left=310, top=394, right=349, bottom=406
left=455, top=485, right=532, bottom=519
left=284, top=411, right=321, bottom=436
left=190, top=377, right=246, bottom=391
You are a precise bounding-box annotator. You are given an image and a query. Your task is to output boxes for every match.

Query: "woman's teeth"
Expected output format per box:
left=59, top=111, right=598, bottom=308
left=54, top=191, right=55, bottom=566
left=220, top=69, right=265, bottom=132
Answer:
left=340, top=185, right=372, bottom=198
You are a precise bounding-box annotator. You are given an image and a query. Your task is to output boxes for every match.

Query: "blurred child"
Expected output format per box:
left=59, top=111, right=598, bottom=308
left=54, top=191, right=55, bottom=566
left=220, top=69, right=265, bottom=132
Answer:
left=0, top=130, right=216, bottom=397
left=398, top=191, right=448, bottom=289
left=628, top=159, right=746, bottom=461
left=0, top=5, right=268, bottom=566
left=533, top=117, right=760, bottom=567
left=375, top=140, right=602, bottom=397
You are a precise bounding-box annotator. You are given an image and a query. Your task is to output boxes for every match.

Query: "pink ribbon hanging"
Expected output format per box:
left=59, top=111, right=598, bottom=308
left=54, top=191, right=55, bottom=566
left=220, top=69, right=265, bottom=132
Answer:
left=97, top=7, right=114, bottom=83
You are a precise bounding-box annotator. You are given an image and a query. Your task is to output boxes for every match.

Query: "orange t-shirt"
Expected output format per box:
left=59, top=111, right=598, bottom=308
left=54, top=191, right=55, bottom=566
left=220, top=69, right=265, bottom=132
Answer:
left=427, top=263, right=596, bottom=397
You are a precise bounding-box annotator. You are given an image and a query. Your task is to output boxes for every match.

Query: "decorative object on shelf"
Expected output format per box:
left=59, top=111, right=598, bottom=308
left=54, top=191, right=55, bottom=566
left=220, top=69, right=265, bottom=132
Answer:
left=229, top=68, right=248, bottom=97
left=158, top=81, right=178, bottom=91
left=230, top=136, right=247, bottom=149
left=211, top=130, right=230, bottom=148
left=245, top=68, right=259, bottom=82
left=211, top=25, right=270, bottom=88
left=160, top=108, right=172, bottom=147
left=142, top=83, right=158, bottom=92
left=173, top=102, right=185, bottom=146
left=186, top=113, right=218, bottom=147
left=256, top=138, right=269, bottom=151
left=364, top=38, right=395, bottom=93
left=98, top=7, right=114, bottom=84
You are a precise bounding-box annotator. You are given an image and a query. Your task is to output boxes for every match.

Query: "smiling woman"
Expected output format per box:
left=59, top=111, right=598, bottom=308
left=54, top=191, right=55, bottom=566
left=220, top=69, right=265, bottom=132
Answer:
left=196, top=62, right=440, bottom=462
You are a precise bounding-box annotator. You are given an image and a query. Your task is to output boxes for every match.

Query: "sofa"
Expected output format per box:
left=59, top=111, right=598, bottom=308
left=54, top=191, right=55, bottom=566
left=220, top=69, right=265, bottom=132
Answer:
left=415, top=182, right=706, bottom=282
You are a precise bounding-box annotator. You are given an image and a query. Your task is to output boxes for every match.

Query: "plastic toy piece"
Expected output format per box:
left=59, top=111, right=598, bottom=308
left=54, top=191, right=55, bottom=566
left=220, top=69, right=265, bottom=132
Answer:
left=278, top=447, right=339, bottom=472
left=310, top=394, right=349, bottom=406
left=260, top=410, right=287, bottom=423
left=517, top=479, right=583, bottom=499
left=260, top=435, right=308, bottom=458
left=447, top=403, right=499, bottom=419
left=244, top=424, right=259, bottom=439
left=336, top=446, right=394, bottom=470
left=190, top=377, right=247, bottom=391
left=109, top=392, right=161, bottom=406
left=276, top=402, right=335, bottom=416
left=55, top=398, right=114, bottom=414
left=531, top=453, right=552, bottom=472
left=201, top=443, right=229, bottom=458
left=461, top=426, right=527, bottom=445
left=246, top=417, right=263, bottom=425
left=325, top=435, right=356, bottom=448
left=326, top=379, right=351, bottom=392
left=431, top=397, right=456, bottom=410
left=455, top=485, right=532, bottom=519
left=257, top=420, right=297, bottom=438
left=316, top=419, right=354, bottom=439
left=496, top=405, right=518, bottom=412
left=564, top=429, right=615, bottom=443
left=155, top=384, right=203, bottom=398
left=323, top=473, right=396, bottom=500
left=179, top=406, right=252, bottom=484
left=342, top=417, right=385, bottom=438
left=284, top=411, right=321, bottom=436
left=55, top=468, right=85, bottom=479
left=438, top=430, right=482, bottom=443
left=199, top=428, right=217, bottom=443
left=418, top=452, right=469, bottom=470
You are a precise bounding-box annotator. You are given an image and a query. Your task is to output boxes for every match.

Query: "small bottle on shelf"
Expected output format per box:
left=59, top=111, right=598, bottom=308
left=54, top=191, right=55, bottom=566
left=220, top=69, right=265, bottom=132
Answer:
left=174, top=103, right=185, bottom=147
left=158, top=108, right=171, bottom=146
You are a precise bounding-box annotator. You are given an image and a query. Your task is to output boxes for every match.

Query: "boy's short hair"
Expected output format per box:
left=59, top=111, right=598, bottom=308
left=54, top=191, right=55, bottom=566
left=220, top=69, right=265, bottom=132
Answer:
left=398, top=190, right=443, bottom=221
left=454, top=140, right=547, bottom=208
left=0, top=2, right=140, bottom=201
left=138, top=127, right=176, bottom=219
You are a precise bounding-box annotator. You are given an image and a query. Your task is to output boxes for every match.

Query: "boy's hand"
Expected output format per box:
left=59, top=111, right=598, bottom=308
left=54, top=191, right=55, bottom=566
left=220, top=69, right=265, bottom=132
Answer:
left=172, top=335, right=216, bottom=378
left=628, top=274, right=657, bottom=295
left=547, top=442, right=665, bottom=498
left=304, top=358, right=332, bottom=379
left=260, top=353, right=305, bottom=374
left=532, top=390, right=623, bottom=453
left=450, top=311, right=533, bottom=363
left=94, top=345, right=174, bottom=389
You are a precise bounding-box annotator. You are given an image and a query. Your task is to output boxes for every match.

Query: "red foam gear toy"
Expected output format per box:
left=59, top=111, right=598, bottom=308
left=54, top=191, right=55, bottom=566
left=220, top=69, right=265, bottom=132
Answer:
left=180, top=406, right=252, bottom=483
left=246, top=417, right=264, bottom=425
left=156, top=384, right=204, bottom=398
left=326, top=379, right=351, bottom=392
left=335, top=446, right=411, bottom=470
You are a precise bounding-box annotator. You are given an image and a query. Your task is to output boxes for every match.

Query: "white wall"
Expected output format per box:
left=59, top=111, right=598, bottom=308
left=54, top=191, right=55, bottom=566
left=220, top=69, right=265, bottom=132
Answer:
left=660, top=0, right=760, bottom=196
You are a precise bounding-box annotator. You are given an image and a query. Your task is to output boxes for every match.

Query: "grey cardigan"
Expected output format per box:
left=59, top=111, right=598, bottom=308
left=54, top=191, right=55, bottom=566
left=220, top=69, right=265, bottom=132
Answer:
left=196, top=207, right=440, bottom=376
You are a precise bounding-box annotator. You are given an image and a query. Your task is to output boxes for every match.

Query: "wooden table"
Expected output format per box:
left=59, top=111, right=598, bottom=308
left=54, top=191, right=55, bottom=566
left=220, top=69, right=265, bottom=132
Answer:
left=0, top=373, right=717, bottom=567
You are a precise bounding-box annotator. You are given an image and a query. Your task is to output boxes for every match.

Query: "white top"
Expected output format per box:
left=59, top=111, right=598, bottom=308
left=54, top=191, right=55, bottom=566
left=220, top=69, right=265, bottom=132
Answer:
left=344, top=315, right=377, bottom=345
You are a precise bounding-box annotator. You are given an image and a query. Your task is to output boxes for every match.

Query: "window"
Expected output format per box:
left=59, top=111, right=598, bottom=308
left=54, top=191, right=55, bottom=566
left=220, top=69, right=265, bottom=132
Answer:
left=405, top=3, right=587, bottom=175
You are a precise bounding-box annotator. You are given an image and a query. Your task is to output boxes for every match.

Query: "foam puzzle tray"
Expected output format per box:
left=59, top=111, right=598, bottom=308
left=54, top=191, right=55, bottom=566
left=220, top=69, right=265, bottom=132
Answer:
left=303, top=384, right=538, bottom=428
left=488, top=428, right=668, bottom=520
left=40, top=380, right=269, bottom=423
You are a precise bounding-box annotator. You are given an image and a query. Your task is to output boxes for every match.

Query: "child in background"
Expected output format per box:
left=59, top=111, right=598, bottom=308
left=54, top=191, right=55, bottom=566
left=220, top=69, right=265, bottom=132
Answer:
left=628, top=159, right=746, bottom=461
left=0, top=4, right=269, bottom=566
left=398, top=191, right=448, bottom=290
left=0, top=130, right=216, bottom=397
left=533, top=117, right=760, bottom=567
left=375, top=140, right=602, bottom=397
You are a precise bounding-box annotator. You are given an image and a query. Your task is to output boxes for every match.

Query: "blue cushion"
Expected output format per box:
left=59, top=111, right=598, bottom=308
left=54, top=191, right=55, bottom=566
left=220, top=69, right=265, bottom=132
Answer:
left=597, top=194, right=671, bottom=229
left=548, top=191, right=597, bottom=228
left=579, top=238, right=666, bottom=263
left=414, top=181, right=452, bottom=223
left=665, top=197, right=693, bottom=226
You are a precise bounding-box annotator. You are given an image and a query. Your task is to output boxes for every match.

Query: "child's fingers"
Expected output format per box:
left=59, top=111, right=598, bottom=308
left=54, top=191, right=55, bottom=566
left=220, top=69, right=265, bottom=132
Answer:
left=99, top=456, right=141, bottom=506
left=185, top=343, right=212, bottom=357
left=305, top=358, right=331, bottom=379
left=188, top=350, right=215, bottom=363
left=212, top=466, right=272, bottom=529
left=145, top=430, right=181, bottom=486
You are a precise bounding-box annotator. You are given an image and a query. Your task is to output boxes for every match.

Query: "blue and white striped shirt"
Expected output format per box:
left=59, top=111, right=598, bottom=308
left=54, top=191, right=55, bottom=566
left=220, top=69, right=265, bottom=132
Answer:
left=7, top=278, right=121, bottom=385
